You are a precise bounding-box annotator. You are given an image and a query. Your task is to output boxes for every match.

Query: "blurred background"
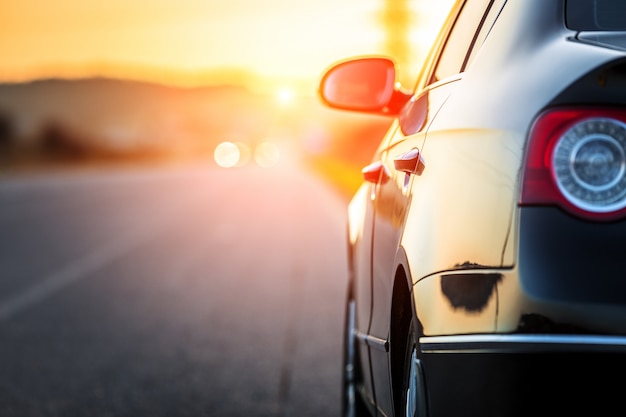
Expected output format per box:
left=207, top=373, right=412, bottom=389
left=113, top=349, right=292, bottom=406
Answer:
left=0, top=1, right=453, bottom=416
left=0, top=0, right=452, bottom=194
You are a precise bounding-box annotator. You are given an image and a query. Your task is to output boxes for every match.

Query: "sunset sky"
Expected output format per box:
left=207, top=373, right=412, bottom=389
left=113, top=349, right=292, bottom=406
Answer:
left=0, top=0, right=454, bottom=94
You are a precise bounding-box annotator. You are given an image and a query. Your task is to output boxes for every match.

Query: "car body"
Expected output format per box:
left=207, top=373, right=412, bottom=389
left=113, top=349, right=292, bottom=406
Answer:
left=318, top=0, right=626, bottom=416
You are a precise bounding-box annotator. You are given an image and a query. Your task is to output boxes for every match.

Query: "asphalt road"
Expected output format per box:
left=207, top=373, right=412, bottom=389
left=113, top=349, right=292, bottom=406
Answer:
left=0, top=159, right=348, bottom=417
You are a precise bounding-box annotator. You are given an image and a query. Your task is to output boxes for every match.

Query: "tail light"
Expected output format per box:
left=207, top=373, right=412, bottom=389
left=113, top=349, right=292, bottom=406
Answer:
left=520, top=108, right=626, bottom=221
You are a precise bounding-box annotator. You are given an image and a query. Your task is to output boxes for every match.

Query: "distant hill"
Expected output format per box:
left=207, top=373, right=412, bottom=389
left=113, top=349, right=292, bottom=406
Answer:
left=0, top=77, right=391, bottom=175
left=0, top=78, right=280, bottom=154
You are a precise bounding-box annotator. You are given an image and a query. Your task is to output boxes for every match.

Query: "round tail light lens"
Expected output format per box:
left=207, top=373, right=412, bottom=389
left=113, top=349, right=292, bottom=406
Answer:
left=553, top=118, right=626, bottom=213
left=521, top=108, right=626, bottom=221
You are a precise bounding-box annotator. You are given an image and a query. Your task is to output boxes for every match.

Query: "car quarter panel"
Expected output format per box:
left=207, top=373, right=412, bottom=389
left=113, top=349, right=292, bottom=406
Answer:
left=406, top=125, right=523, bottom=336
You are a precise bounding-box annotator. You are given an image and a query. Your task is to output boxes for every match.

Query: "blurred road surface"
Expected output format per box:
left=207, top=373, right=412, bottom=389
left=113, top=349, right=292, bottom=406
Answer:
left=0, top=159, right=348, bottom=417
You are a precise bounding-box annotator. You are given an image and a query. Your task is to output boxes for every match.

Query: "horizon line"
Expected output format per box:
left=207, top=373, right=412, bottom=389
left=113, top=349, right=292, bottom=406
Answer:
left=0, top=61, right=322, bottom=96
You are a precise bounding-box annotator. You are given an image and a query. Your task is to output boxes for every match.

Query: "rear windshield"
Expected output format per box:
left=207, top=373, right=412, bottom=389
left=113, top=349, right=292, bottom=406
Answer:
left=567, top=0, right=626, bottom=31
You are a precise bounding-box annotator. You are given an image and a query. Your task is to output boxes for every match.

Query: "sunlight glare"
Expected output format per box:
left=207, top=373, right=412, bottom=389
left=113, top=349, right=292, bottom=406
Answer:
left=276, top=88, right=294, bottom=106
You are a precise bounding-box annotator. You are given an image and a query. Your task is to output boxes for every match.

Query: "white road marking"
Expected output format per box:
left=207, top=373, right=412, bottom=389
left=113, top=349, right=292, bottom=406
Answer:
left=0, top=229, right=147, bottom=322
left=0, top=187, right=198, bottom=322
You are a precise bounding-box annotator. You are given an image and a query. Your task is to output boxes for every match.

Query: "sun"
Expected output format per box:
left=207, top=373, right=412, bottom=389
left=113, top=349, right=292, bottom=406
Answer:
left=276, top=87, right=294, bottom=106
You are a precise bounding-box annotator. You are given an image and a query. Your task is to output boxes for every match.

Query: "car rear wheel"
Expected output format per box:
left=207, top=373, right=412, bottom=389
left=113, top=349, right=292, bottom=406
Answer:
left=342, top=293, right=368, bottom=417
left=401, top=318, right=427, bottom=417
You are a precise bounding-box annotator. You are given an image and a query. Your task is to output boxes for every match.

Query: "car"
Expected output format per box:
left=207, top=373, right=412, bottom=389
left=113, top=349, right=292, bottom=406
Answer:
left=318, top=1, right=626, bottom=416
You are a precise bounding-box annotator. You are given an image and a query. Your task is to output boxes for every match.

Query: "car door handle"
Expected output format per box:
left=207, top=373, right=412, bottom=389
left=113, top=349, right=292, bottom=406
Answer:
left=394, top=148, right=425, bottom=176
left=361, top=160, right=390, bottom=184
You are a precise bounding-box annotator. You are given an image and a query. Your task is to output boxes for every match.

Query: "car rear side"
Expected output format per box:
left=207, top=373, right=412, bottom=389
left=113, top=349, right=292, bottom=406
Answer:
left=411, top=0, right=626, bottom=337
left=413, top=0, right=626, bottom=415
left=320, top=0, right=626, bottom=416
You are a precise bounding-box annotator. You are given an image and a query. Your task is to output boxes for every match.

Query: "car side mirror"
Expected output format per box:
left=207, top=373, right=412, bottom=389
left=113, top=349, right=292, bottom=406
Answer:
left=318, top=57, right=405, bottom=114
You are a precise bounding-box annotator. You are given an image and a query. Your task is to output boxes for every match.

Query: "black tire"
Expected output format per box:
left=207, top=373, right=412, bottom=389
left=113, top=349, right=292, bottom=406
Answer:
left=400, top=317, right=428, bottom=417
left=341, top=292, right=369, bottom=417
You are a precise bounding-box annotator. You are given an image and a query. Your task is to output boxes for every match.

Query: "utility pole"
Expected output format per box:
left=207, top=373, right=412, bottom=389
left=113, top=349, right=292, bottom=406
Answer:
left=381, top=0, right=413, bottom=86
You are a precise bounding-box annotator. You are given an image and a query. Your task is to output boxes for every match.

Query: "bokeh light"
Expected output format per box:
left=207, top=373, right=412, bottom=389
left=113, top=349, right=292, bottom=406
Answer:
left=254, top=142, right=280, bottom=168
left=214, top=141, right=240, bottom=168
left=234, top=142, right=252, bottom=167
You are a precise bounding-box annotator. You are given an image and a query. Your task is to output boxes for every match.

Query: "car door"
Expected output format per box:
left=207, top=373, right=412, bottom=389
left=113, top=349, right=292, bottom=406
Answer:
left=365, top=0, right=508, bottom=414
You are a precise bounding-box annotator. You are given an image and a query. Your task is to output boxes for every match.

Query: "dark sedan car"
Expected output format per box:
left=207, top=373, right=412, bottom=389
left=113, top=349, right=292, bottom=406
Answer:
left=318, top=0, right=626, bottom=416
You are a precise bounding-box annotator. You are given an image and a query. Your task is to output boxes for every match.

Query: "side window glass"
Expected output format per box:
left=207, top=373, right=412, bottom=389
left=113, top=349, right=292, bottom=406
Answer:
left=465, top=0, right=506, bottom=68
left=431, top=0, right=494, bottom=84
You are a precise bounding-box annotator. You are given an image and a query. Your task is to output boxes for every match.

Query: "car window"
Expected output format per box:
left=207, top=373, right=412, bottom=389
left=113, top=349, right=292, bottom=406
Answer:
left=464, top=0, right=506, bottom=69
left=431, top=0, right=496, bottom=84
left=410, top=1, right=462, bottom=93
left=567, top=0, right=626, bottom=31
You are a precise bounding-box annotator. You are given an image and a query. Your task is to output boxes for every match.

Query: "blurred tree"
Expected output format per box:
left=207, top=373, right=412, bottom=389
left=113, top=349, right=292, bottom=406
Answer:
left=0, top=111, right=15, bottom=167
left=0, top=111, right=13, bottom=146
left=39, top=121, right=89, bottom=159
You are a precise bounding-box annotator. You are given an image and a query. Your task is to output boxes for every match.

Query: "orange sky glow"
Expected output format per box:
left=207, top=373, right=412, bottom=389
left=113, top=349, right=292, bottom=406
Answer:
left=0, top=0, right=453, bottom=94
